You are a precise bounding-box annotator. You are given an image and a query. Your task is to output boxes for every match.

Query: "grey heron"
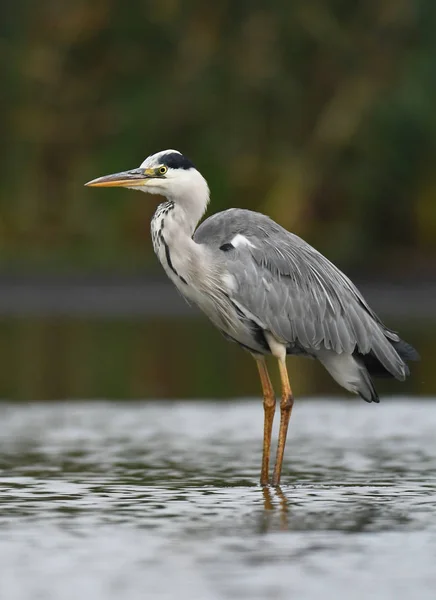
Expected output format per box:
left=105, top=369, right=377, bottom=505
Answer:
left=86, top=149, right=419, bottom=486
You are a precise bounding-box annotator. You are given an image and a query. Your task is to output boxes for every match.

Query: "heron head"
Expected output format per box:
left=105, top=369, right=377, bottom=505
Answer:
left=85, top=150, right=208, bottom=202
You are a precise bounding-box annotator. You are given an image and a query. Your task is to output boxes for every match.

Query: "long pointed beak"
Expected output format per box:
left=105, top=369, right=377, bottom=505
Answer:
left=85, top=168, right=155, bottom=188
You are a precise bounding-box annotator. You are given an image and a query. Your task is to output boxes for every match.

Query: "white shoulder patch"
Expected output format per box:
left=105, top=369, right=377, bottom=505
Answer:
left=231, top=234, right=256, bottom=248
left=222, top=273, right=237, bottom=292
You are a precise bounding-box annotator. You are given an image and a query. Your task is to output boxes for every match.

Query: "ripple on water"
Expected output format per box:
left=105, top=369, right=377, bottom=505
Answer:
left=0, top=399, right=436, bottom=600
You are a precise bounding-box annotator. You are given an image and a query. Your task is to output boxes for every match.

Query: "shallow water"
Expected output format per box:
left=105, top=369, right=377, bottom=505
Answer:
left=0, top=399, right=435, bottom=600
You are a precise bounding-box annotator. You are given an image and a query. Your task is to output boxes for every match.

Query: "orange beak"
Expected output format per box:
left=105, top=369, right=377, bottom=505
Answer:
left=85, top=168, right=156, bottom=188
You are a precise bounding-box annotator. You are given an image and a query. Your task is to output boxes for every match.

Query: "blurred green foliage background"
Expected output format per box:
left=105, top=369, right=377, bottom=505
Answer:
left=0, top=0, right=434, bottom=399
left=2, top=0, right=435, bottom=273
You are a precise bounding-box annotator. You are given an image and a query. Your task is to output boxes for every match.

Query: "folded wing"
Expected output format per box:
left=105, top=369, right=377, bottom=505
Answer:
left=194, top=208, right=410, bottom=380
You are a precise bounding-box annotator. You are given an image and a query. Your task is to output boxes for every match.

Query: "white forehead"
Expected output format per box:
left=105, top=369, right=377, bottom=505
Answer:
left=140, top=149, right=181, bottom=169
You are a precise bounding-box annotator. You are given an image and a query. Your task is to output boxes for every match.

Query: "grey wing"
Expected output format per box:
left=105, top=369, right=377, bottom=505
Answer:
left=194, top=208, right=407, bottom=379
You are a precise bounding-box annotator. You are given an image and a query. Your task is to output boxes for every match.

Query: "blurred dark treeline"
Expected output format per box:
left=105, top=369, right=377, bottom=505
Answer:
left=0, top=316, right=431, bottom=399
left=1, top=0, right=436, bottom=276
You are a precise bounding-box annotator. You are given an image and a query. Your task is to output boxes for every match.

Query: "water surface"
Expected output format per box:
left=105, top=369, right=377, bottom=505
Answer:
left=0, top=399, right=435, bottom=599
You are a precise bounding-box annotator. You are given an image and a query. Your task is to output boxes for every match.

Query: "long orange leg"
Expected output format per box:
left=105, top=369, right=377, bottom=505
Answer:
left=254, top=355, right=276, bottom=486
left=271, top=356, right=294, bottom=486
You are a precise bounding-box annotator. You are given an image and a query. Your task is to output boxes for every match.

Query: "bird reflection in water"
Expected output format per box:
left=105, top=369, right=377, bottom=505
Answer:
left=260, top=485, right=289, bottom=532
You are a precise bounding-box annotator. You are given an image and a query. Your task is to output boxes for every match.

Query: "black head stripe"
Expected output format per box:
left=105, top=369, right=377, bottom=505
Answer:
left=160, top=152, right=195, bottom=170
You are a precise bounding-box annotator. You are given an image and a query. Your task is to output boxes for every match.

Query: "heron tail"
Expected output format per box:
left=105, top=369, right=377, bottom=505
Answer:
left=355, top=338, right=420, bottom=380
left=316, top=351, right=379, bottom=403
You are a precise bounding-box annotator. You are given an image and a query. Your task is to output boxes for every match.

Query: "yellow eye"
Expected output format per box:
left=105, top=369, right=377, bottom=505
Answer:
left=158, top=165, right=167, bottom=175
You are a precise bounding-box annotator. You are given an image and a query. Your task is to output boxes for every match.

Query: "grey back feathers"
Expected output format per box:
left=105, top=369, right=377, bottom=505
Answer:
left=194, top=208, right=419, bottom=401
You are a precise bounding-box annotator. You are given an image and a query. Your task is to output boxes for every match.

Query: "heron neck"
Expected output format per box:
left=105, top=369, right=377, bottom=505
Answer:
left=150, top=201, right=205, bottom=291
left=157, top=201, right=205, bottom=264
left=151, top=174, right=211, bottom=286
left=151, top=187, right=210, bottom=280
left=164, top=177, right=210, bottom=237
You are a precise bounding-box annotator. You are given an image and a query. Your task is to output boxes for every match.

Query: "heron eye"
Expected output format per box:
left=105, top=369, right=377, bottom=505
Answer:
left=158, top=166, right=167, bottom=175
